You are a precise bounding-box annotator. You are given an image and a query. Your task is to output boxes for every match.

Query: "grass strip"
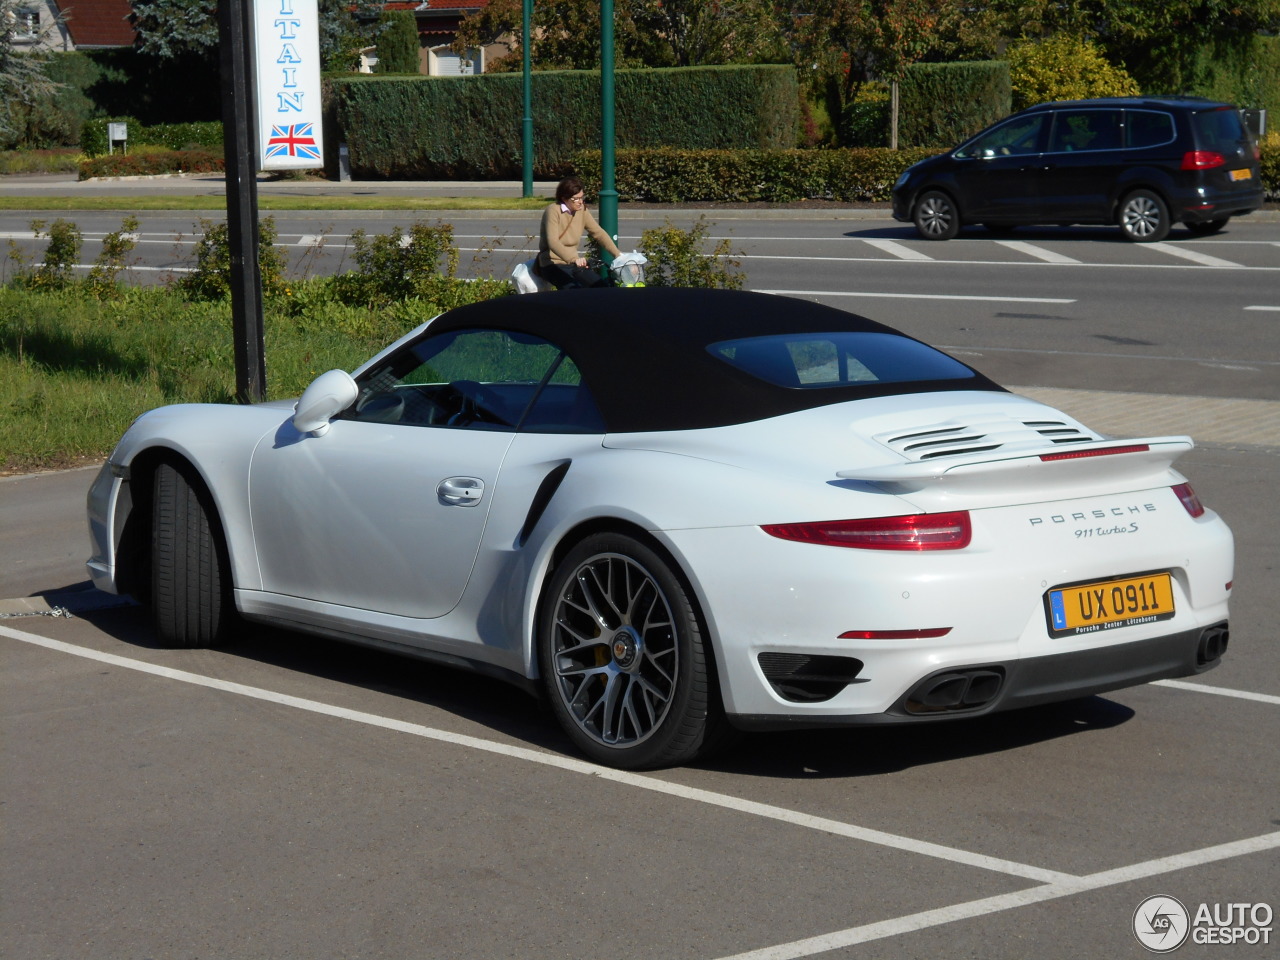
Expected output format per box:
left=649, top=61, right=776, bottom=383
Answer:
left=0, top=195, right=550, bottom=212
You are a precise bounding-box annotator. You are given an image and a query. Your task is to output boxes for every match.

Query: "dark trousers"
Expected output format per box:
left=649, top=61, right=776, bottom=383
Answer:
left=540, top=261, right=613, bottom=289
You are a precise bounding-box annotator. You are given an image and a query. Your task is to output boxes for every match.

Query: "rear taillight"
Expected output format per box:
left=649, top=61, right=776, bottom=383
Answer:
left=762, top=512, right=972, bottom=550
left=1182, top=151, right=1226, bottom=170
left=1173, top=482, right=1205, bottom=518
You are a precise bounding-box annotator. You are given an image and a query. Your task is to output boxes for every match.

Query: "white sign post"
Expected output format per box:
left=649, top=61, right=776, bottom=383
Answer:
left=254, top=0, right=325, bottom=170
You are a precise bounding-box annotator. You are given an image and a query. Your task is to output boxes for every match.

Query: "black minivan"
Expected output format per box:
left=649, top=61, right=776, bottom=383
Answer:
left=891, top=97, right=1263, bottom=242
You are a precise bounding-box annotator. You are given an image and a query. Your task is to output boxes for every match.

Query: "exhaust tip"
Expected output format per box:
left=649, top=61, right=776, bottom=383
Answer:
left=1197, top=623, right=1229, bottom=666
left=904, top=668, right=1004, bottom=715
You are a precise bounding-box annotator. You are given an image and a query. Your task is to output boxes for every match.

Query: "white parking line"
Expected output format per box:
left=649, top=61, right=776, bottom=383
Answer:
left=1143, top=242, right=1243, bottom=268
left=6, top=624, right=1279, bottom=958
left=1244, top=305, right=1280, bottom=311
left=1153, top=679, right=1280, bottom=705
left=1, top=626, right=1069, bottom=883
left=711, top=832, right=1280, bottom=960
left=994, top=240, right=1081, bottom=264
left=755, top=288, right=1075, bottom=304
left=860, top=238, right=934, bottom=261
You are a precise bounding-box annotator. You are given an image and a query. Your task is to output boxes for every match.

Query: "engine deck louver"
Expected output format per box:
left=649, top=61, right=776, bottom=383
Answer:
left=877, top=416, right=1099, bottom=462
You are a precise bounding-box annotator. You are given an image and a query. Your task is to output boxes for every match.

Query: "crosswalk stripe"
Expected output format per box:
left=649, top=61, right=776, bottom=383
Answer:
left=1143, top=242, right=1242, bottom=267
left=860, top=238, right=934, bottom=261
left=994, top=240, right=1081, bottom=264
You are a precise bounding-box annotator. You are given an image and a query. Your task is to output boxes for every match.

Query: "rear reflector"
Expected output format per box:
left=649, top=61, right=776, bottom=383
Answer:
left=1040, top=444, right=1149, bottom=462
left=1172, top=482, right=1205, bottom=518
left=762, top=511, right=971, bottom=550
left=1182, top=150, right=1226, bottom=170
left=839, top=628, right=952, bottom=640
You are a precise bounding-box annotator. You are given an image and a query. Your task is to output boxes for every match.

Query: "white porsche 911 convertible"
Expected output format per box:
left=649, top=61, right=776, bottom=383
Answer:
left=87, top=288, right=1233, bottom=769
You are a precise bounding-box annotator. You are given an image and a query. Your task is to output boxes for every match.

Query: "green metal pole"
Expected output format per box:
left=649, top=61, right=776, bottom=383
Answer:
left=521, top=0, right=533, bottom=198
left=598, top=0, right=617, bottom=261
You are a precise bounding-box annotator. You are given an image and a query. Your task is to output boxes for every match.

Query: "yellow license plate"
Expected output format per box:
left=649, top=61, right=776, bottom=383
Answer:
left=1046, top=573, right=1175, bottom=637
left=1229, top=168, right=1252, bottom=181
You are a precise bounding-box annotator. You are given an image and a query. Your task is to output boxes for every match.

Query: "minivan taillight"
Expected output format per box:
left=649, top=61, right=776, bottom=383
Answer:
left=1182, top=151, right=1226, bottom=170
left=762, top=512, right=972, bottom=550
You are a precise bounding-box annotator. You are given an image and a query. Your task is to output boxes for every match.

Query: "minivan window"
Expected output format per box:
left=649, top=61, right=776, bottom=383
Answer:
left=1125, top=110, right=1176, bottom=149
left=1047, top=109, right=1123, bottom=153
left=954, top=114, right=1046, bottom=159
left=1192, top=107, right=1247, bottom=151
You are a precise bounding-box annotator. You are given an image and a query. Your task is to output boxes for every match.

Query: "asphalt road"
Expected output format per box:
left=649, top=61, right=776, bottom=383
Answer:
left=2, top=182, right=1278, bottom=959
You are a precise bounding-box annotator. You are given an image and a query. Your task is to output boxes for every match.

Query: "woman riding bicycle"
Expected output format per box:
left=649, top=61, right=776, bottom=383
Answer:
left=537, top=176, right=622, bottom=288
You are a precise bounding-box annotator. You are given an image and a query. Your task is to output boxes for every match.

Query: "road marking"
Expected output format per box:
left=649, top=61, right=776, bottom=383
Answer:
left=994, top=240, right=1081, bottom=264
left=754, top=288, right=1075, bottom=304
left=1244, top=305, right=1280, bottom=311
left=1143, top=242, right=1243, bottom=268
left=711, top=832, right=1280, bottom=960
left=0, top=625, right=1069, bottom=883
left=1153, top=679, right=1280, bottom=705
left=859, top=238, right=933, bottom=260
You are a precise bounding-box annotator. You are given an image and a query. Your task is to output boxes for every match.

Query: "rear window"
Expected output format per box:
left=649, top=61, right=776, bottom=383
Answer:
left=709, top=332, right=978, bottom=389
left=1192, top=107, right=1247, bottom=151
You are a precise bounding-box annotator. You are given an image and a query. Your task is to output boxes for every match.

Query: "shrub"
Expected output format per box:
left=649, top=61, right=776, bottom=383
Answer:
left=639, top=217, right=744, bottom=290
left=0, top=148, right=81, bottom=174
left=11, top=219, right=84, bottom=292
left=332, top=64, right=799, bottom=179
left=78, top=149, right=224, bottom=179
left=1007, top=35, right=1141, bottom=111
left=573, top=146, right=940, bottom=203
left=899, top=62, right=1011, bottom=149
left=81, top=118, right=223, bottom=158
left=178, top=218, right=289, bottom=301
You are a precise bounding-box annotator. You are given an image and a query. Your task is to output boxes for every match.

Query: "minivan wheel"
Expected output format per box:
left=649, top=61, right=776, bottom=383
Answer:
left=1118, top=190, right=1170, bottom=242
left=913, top=191, right=960, bottom=240
left=1185, top=218, right=1229, bottom=236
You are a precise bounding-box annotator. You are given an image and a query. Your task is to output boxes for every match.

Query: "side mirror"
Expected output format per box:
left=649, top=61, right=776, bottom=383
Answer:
left=292, top=369, right=358, bottom=436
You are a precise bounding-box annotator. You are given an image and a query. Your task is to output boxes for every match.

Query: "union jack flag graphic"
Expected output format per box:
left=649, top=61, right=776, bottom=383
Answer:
left=265, top=122, right=320, bottom=160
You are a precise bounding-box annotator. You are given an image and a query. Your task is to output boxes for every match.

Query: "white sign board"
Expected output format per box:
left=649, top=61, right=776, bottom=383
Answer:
left=254, top=0, right=324, bottom=170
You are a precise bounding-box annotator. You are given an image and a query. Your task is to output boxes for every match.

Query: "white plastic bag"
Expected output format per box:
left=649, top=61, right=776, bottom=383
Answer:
left=512, top=257, right=553, bottom=294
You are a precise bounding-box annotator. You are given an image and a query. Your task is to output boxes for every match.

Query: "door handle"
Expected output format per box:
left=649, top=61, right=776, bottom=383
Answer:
left=437, top=477, right=484, bottom=506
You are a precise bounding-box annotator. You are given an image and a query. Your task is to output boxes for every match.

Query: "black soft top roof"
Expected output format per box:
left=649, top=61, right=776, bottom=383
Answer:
left=429, top=288, right=1003, bottom=432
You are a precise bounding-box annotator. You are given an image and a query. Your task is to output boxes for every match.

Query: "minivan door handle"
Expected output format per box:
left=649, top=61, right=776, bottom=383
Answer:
left=437, top=477, right=484, bottom=506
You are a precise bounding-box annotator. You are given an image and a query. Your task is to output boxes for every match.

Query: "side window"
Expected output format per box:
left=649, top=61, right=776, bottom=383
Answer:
left=955, top=115, right=1046, bottom=159
left=1125, top=110, right=1176, bottom=149
left=519, top=355, right=606, bottom=433
left=1048, top=110, right=1123, bottom=153
left=348, top=329, right=596, bottom=431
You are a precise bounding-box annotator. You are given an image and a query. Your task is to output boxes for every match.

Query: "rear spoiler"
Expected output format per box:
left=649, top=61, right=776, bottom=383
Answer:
left=838, top=437, right=1194, bottom=495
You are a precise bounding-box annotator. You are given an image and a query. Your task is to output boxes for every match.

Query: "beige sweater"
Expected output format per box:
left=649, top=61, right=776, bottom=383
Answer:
left=538, top=202, right=622, bottom=267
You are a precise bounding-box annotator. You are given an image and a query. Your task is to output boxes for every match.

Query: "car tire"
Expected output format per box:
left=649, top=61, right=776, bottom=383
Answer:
left=913, top=190, right=960, bottom=240
left=151, top=461, right=232, bottom=648
left=1185, top=218, right=1229, bottom=236
left=1118, top=190, right=1170, bottom=242
left=538, top=533, right=723, bottom=769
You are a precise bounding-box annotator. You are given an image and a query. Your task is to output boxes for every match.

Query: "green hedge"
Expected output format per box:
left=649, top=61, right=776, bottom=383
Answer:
left=899, top=62, right=1012, bottom=148
left=331, top=64, right=799, bottom=179
left=573, top=147, right=941, bottom=203
left=82, top=118, right=224, bottom=158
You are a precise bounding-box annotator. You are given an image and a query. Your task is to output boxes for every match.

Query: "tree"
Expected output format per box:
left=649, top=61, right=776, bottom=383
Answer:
left=375, top=10, right=420, bottom=74
left=454, top=0, right=788, bottom=72
left=1006, top=34, right=1140, bottom=110
left=1, top=0, right=67, bottom=146
left=130, top=0, right=381, bottom=72
left=791, top=1, right=956, bottom=146
left=983, top=0, right=1280, bottom=96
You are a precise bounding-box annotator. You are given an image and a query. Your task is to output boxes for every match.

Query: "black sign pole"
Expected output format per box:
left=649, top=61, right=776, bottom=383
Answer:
left=218, top=0, right=266, bottom=403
